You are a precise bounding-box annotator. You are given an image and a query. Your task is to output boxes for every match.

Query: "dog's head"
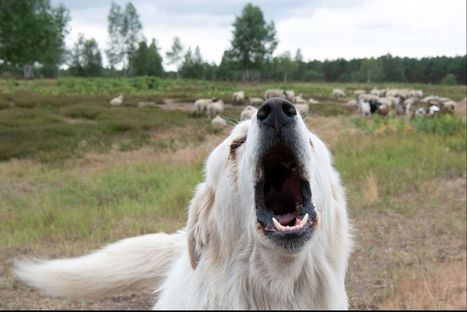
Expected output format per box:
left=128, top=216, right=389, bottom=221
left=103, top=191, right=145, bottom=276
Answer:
left=188, top=97, right=339, bottom=268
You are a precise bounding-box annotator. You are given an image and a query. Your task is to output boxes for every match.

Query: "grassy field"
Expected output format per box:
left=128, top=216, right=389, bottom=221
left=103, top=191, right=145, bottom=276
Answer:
left=0, top=78, right=465, bottom=309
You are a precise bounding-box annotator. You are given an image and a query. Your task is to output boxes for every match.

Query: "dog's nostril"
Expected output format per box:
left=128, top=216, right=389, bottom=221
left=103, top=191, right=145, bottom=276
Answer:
left=282, top=103, right=297, bottom=117
left=257, top=104, right=271, bottom=121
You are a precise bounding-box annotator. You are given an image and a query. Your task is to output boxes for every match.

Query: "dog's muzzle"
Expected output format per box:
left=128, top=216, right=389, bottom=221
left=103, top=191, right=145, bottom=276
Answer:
left=254, top=98, right=318, bottom=252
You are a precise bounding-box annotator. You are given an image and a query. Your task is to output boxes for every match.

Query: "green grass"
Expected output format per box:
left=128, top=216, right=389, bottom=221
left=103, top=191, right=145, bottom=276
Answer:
left=1, top=78, right=466, bottom=101
left=0, top=98, right=213, bottom=162
left=337, top=115, right=466, bottom=214
left=0, top=160, right=204, bottom=247
left=0, top=79, right=465, bottom=248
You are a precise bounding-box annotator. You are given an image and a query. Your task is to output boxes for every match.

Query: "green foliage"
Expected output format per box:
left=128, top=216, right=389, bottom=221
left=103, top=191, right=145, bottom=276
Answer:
left=105, top=1, right=143, bottom=71
left=129, top=39, right=164, bottom=76
left=165, top=36, right=185, bottom=78
left=227, top=3, right=277, bottom=74
left=440, top=73, right=457, bottom=85
left=69, top=34, right=103, bottom=77
left=0, top=0, right=70, bottom=78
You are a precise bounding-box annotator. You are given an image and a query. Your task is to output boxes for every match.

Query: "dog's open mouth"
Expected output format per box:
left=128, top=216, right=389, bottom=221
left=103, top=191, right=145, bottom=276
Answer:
left=255, top=144, right=317, bottom=250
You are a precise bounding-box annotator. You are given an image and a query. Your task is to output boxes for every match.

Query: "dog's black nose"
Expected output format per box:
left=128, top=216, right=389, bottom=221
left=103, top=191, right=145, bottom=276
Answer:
left=257, top=98, right=297, bottom=129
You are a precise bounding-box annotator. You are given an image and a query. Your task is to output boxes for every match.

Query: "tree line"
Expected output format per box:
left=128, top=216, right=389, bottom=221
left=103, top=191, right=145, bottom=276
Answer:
left=0, top=1, right=465, bottom=85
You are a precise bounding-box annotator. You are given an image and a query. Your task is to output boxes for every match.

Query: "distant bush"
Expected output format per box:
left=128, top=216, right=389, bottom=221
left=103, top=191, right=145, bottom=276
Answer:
left=440, top=73, right=457, bottom=85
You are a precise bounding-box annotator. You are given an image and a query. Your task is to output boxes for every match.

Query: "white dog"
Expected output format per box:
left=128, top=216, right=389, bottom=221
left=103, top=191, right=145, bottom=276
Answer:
left=14, top=97, right=353, bottom=309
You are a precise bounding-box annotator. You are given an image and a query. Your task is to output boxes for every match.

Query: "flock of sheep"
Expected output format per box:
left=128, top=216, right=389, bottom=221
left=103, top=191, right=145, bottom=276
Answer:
left=192, top=89, right=322, bottom=128
left=340, top=88, right=458, bottom=118
left=109, top=85, right=461, bottom=130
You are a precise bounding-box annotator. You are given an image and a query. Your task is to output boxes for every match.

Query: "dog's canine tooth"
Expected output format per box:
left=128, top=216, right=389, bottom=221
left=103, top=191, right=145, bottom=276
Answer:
left=299, top=213, right=309, bottom=228
left=272, top=217, right=285, bottom=232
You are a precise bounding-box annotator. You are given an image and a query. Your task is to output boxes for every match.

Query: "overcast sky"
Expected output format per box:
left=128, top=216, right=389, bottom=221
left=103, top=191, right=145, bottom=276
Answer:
left=52, top=0, right=466, bottom=70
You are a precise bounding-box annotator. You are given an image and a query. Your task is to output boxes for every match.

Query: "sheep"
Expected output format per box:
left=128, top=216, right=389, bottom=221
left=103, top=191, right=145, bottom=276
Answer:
left=408, top=90, right=423, bottom=99
left=232, top=91, right=246, bottom=105
left=294, top=94, right=307, bottom=104
left=346, top=99, right=358, bottom=110
left=240, top=105, right=258, bottom=121
left=428, top=105, right=440, bottom=117
left=359, top=100, right=371, bottom=117
left=211, top=115, right=227, bottom=128
left=110, top=94, right=124, bottom=106
left=294, top=103, right=309, bottom=117
left=414, top=107, right=427, bottom=117
left=421, top=95, right=442, bottom=106
left=377, top=103, right=390, bottom=117
left=370, top=88, right=386, bottom=97
left=405, top=102, right=416, bottom=117
left=441, top=100, right=456, bottom=114
left=308, top=98, right=320, bottom=104
left=249, top=97, right=264, bottom=106
left=193, top=98, right=213, bottom=115
left=332, top=88, right=346, bottom=99
left=358, top=94, right=379, bottom=102
left=207, top=99, right=225, bottom=118
left=264, top=89, right=295, bottom=101
left=353, top=90, right=366, bottom=97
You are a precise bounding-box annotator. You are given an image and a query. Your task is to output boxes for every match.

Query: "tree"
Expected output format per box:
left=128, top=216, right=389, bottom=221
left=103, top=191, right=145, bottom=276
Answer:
left=0, top=0, right=70, bottom=78
left=165, top=36, right=184, bottom=79
left=180, top=46, right=208, bottom=79
left=227, top=3, right=277, bottom=81
left=68, top=34, right=103, bottom=77
left=129, top=38, right=163, bottom=76
left=105, top=1, right=143, bottom=73
left=275, top=51, right=298, bottom=83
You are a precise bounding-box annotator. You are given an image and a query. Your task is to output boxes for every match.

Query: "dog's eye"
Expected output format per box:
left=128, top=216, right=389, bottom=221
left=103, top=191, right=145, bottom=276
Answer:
left=230, top=136, right=246, bottom=158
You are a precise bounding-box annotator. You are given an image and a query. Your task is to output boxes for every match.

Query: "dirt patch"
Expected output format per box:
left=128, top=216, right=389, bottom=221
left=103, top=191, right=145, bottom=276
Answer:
left=347, top=176, right=466, bottom=309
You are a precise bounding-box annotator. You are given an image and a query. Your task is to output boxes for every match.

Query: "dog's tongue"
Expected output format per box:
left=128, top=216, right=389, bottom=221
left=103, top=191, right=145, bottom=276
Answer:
left=274, top=212, right=298, bottom=225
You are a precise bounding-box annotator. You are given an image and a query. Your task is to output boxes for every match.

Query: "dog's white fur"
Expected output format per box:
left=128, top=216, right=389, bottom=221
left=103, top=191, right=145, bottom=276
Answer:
left=14, top=109, right=352, bottom=309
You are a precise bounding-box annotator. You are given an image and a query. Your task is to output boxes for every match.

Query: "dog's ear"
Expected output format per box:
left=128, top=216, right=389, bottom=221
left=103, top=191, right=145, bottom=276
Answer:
left=187, top=183, right=215, bottom=270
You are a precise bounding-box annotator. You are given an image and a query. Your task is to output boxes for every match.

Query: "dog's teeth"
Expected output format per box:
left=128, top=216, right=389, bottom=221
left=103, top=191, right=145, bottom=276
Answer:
left=272, top=218, right=285, bottom=232
left=299, top=213, right=309, bottom=228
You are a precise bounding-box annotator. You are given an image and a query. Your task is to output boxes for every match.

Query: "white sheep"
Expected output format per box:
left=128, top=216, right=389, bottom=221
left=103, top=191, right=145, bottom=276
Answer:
left=294, top=103, right=309, bottom=117
left=415, top=107, right=427, bottom=117
left=428, top=105, right=440, bottom=117
left=332, top=89, right=346, bottom=99
left=110, top=94, right=123, bottom=106
left=408, top=90, right=423, bottom=99
left=370, top=88, right=386, bottom=97
left=232, top=91, right=246, bottom=105
left=294, top=94, right=307, bottom=104
left=308, top=98, right=320, bottom=104
left=207, top=99, right=225, bottom=118
left=358, top=100, right=371, bottom=116
left=353, top=90, right=366, bottom=97
left=264, top=89, right=295, bottom=101
left=442, top=101, right=456, bottom=114
left=211, top=115, right=227, bottom=128
left=240, top=105, right=258, bottom=121
left=346, top=99, right=358, bottom=110
left=358, top=94, right=379, bottom=102
left=249, top=97, right=264, bottom=106
left=193, top=98, right=213, bottom=115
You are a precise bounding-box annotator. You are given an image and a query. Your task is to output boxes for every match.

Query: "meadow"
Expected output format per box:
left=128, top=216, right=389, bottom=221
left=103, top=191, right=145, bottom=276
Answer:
left=0, top=78, right=465, bottom=309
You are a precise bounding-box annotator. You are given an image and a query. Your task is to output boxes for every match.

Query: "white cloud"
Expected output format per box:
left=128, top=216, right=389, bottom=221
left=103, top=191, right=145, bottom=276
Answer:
left=56, top=0, right=466, bottom=69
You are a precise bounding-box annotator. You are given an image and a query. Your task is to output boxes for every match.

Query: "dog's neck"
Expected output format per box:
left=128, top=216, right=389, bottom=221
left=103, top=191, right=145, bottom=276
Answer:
left=203, top=230, right=338, bottom=309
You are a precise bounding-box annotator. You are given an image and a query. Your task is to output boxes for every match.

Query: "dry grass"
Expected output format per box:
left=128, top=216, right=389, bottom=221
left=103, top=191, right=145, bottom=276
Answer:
left=380, top=260, right=466, bottom=310
left=363, top=171, right=379, bottom=205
